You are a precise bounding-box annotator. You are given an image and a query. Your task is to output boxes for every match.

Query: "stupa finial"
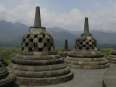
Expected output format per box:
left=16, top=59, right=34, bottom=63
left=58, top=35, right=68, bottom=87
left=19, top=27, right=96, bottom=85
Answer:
left=84, top=17, right=90, bottom=35
left=34, top=6, right=41, bottom=27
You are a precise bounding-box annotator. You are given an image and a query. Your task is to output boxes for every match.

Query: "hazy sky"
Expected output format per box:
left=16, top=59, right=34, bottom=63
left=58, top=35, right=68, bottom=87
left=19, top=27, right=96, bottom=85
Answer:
left=0, top=0, right=116, bottom=32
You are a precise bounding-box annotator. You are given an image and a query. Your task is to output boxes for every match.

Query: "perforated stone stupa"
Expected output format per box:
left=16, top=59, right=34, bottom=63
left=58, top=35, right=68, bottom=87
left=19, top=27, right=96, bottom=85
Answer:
left=11, top=6, right=73, bottom=86
left=65, top=17, right=109, bottom=69
left=0, top=57, right=17, bottom=87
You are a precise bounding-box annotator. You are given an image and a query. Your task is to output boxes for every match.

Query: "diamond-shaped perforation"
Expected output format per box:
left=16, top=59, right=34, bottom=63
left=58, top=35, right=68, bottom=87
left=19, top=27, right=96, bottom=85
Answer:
left=28, top=47, right=33, bottom=52
left=34, top=34, right=38, bottom=38
left=38, top=47, right=43, bottom=51
left=29, top=38, right=33, bottom=42
left=22, top=38, right=26, bottom=42
left=86, top=46, right=90, bottom=50
left=25, top=42, right=29, bottom=47
left=26, top=34, right=30, bottom=38
left=38, top=37, right=43, bottom=42
left=42, top=33, right=45, bottom=38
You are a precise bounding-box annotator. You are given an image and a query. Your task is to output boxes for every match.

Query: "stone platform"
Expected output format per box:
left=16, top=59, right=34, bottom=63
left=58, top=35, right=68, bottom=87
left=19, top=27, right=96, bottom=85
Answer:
left=65, top=50, right=109, bottom=69
left=103, top=64, right=116, bottom=87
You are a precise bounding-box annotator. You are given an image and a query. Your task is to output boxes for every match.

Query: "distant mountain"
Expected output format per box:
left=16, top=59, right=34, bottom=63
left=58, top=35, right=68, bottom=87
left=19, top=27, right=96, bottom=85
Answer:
left=47, top=27, right=75, bottom=48
left=0, top=21, right=116, bottom=48
left=0, top=21, right=28, bottom=47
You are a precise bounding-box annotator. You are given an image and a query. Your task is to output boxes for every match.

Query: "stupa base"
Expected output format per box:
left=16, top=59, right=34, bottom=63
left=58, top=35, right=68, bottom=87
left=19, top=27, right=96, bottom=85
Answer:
left=66, top=57, right=109, bottom=69
left=65, top=50, right=109, bottom=69
left=11, top=52, right=73, bottom=86
left=16, top=72, right=73, bottom=86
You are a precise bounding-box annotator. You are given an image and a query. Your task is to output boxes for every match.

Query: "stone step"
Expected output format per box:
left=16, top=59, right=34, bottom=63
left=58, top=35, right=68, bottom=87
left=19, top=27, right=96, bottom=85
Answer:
left=66, top=56, right=107, bottom=61
left=15, top=54, right=61, bottom=60
left=108, top=55, right=116, bottom=63
left=12, top=57, right=64, bottom=65
left=68, top=63, right=109, bottom=69
left=16, top=72, right=73, bottom=86
left=14, top=67, right=71, bottom=78
left=11, top=63, right=67, bottom=71
left=65, top=59, right=108, bottom=65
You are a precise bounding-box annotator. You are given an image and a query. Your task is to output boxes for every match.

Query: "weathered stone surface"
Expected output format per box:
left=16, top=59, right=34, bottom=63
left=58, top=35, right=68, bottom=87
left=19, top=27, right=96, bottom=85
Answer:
left=11, top=6, right=73, bottom=87
left=20, top=68, right=106, bottom=87
left=65, top=50, right=109, bottom=69
left=12, top=63, right=66, bottom=71
left=108, top=49, right=116, bottom=63
left=34, top=6, right=41, bottom=28
left=108, top=47, right=116, bottom=87
left=103, top=64, right=116, bottom=87
left=12, top=52, right=73, bottom=86
left=16, top=72, right=73, bottom=86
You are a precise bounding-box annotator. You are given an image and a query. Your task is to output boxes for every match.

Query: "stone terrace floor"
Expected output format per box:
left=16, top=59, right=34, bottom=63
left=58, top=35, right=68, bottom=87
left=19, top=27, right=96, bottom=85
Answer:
left=39, top=68, right=107, bottom=87
left=19, top=64, right=116, bottom=87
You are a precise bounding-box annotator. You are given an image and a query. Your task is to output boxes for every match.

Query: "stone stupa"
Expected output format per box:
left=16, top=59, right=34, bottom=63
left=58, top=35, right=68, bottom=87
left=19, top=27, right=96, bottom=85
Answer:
left=64, top=39, right=69, bottom=51
left=11, top=6, right=73, bottom=86
left=65, top=17, right=109, bottom=69
left=59, top=39, right=71, bottom=57
left=0, top=57, right=17, bottom=87
left=108, top=49, right=116, bottom=63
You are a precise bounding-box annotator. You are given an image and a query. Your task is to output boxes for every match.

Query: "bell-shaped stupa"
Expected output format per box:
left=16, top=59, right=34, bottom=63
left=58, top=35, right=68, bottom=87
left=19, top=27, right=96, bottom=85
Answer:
left=65, top=17, right=109, bottom=69
left=21, top=7, right=54, bottom=52
left=11, top=6, right=73, bottom=86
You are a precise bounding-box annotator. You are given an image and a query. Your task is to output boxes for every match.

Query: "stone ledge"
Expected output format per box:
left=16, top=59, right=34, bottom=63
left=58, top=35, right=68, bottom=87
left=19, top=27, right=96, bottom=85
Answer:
left=16, top=72, right=73, bottom=86
left=14, top=67, right=71, bottom=78
left=14, top=54, right=60, bottom=60
left=12, top=57, right=64, bottom=65
left=66, top=56, right=107, bottom=61
left=11, top=63, right=67, bottom=71
left=68, top=63, right=109, bottom=69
